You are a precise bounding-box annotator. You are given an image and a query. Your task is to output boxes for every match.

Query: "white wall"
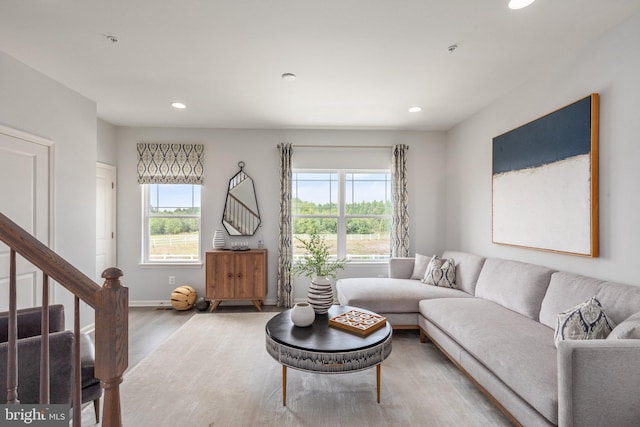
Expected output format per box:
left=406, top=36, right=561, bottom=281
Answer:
left=116, top=128, right=446, bottom=304
left=97, top=118, right=117, bottom=165
left=445, top=12, right=640, bottom=286
left=0, top=51, right=98, bottom=326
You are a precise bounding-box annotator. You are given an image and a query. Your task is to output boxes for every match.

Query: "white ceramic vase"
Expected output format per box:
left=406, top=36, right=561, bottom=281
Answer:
left=212, top=230, right=225, bottom=249
left=307, top=276, right=334, bottom=314
left=290, top=302, right=315, bottom=327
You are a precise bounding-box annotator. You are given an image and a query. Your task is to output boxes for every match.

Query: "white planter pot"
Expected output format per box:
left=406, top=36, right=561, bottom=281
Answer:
left=290, top=302, right=315, bottom=327
left=307, top=276, right=334, bottom=314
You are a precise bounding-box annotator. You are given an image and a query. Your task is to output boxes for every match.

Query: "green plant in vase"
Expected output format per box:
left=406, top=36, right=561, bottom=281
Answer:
left=292, top=232, right=348, bottom=314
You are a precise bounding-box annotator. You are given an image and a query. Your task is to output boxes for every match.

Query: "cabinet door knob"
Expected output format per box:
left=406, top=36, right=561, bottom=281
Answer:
left=227, top=273, right=233, bottom=278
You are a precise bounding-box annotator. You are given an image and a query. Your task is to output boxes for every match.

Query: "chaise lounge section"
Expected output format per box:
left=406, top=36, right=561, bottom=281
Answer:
left=336, top=251, right=640, bottom=426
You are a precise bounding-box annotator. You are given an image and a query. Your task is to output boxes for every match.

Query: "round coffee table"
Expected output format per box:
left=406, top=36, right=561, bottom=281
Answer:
left=265, top=305, right=392, bottom=406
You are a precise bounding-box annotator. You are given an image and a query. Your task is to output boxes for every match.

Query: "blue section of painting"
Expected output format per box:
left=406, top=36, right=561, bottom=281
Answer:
left=493, top=96, right=592, bottom=174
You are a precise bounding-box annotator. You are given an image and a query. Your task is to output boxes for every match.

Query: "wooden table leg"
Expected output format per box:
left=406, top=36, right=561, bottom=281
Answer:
left=208, top=300, right=222, bottom=312
left=376, top=364, right=381, bottom=403
left=282, top=365, right=287, bottom=406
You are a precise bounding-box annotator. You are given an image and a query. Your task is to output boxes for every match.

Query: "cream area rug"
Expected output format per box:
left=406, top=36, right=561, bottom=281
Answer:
left=116, top=313, right=510, bottom=427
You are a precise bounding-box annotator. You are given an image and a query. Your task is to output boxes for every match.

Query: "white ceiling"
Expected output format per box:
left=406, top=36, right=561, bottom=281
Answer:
left=1, top=1, right=639, bottom=130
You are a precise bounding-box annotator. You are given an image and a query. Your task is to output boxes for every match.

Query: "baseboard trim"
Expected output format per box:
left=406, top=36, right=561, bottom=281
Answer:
left=129, top=300, right=174, bottom=308
left=129, top=298, right=281, bottom=308
left=81, top=323, right=95, bottom=335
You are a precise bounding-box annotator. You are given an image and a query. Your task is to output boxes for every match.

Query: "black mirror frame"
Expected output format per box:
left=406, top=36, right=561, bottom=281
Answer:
left=221, top=161, right=261, bottom=236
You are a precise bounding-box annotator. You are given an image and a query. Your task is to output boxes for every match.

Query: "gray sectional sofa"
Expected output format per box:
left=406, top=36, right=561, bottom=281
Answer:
left=336, top=251, right=640, bottom=427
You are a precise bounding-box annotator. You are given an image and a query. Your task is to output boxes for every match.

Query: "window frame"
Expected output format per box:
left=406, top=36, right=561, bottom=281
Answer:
left=141, top=183, right=202, bottom=266
left=292, top=168, right=391, bottom=263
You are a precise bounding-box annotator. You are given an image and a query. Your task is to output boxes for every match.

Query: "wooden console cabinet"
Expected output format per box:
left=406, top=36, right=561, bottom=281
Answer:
left=205, top=249, right=267, bottom=312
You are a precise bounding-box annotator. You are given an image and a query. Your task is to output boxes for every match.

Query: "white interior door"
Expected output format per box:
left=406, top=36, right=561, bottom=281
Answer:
left=0, top=125, right=51, bottom=311
left=96, top=162, right=116, bottom=283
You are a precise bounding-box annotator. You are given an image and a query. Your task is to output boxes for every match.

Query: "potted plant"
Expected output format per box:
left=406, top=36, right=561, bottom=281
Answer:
left=292, top=232, right=348, bottom=314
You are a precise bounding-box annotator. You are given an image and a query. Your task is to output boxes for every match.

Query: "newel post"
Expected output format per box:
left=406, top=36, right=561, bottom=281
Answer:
left=95, top=267, right=128, bottom=427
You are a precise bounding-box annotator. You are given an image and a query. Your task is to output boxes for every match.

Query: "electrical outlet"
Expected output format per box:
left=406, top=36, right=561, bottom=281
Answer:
left=169, top=276, right=176, bottom=285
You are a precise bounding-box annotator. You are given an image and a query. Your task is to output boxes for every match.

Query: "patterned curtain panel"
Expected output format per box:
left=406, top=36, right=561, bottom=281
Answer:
left=137, top=143, right=204, bottom=184
left=277, top=143, right=294, bottom=308
left=391, top=144, right=410, bottom=257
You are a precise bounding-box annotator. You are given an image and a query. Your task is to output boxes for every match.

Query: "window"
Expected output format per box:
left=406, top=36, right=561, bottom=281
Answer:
left=292, top=170, right=391, bottom=262
left=142, top=184, right=201, bottom=263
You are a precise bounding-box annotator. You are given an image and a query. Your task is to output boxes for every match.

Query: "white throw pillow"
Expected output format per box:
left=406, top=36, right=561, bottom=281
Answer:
left=422, top=256, right=456, bottom=288
left=607, top=311, right=640, bottom=339
left=410, top=253, right=431, bottom=280
left=554, top=296, right=615, bottom=348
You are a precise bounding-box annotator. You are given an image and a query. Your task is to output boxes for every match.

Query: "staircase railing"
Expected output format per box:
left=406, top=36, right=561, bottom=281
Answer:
left=0, top=211, right=128, bottom=426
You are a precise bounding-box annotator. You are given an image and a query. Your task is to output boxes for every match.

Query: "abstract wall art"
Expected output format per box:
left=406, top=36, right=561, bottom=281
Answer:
left=492, top=94, right=599, bottom=257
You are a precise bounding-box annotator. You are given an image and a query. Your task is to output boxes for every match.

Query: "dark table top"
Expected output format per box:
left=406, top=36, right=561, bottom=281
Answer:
left=265, top=305, right=392, bottom=353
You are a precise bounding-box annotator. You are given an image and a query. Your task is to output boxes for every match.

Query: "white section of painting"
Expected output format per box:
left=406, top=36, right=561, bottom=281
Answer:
left=493, top=154, right=591, bottom=254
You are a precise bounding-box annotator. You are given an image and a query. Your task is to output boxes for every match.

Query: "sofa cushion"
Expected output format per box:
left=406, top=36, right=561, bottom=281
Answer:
left=474, top=258, right=554, bottom=321
left=336, top=277, right=471, bottom=314
left=421, top=256, right=456, bottom=288
left=410, top=253, right=431, bottom=280
left=540, top=271, right=640, bottom=329
left=608, top=311, right=640, bottom=339
left=441, top=251, right=485, bottom=295
left=554, top=297, right=615, bottom=347
left=420, top=298, right=558, bottom=424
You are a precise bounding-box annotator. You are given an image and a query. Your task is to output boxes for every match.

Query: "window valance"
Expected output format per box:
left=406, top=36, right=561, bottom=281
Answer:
left=137, top=143, right=204, bottom=184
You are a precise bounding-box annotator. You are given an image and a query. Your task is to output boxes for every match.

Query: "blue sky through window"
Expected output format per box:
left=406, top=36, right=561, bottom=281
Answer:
left=293, top=172, right=390, bottom=205
left=150, top=184, right=201, bottom=212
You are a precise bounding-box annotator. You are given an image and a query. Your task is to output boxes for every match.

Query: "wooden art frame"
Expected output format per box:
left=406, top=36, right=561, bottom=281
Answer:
left=492, top=94, right=599, bottom=257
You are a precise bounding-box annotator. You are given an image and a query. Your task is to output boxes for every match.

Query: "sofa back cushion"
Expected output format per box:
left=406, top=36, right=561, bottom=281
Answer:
left=442, top=251, right=486, bottom=295
left=474, top=258, right=555, bottom=320
left=539, top=271, right=640, bottom=329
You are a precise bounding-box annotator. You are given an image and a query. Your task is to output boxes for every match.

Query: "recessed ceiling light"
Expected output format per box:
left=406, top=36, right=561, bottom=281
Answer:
left=281, top=73, right=297, bottom=81
left=508, top=0, right=535, bottom=9
left=408, top=106, right=422, bottom=113
left=171, top=102, right=186, bottom=109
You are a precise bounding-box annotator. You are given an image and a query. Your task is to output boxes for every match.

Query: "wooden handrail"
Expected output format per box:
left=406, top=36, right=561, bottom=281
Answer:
left=1, top=211, right=127, bottom=426
left=0, top=212, right=100, bottom=307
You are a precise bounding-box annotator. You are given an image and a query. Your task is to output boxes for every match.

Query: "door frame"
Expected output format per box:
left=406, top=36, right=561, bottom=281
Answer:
left=96, top=162, right=117, bottom=281
left=0, top=123, right=55, bottom=304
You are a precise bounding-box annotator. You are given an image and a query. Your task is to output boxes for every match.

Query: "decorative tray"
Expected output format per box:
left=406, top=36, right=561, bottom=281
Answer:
left=329, top=309, right=387, bottom=336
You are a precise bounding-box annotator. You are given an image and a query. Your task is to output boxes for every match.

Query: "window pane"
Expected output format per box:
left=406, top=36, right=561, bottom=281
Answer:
left=151, top=183, right=201, bottom=213
left=147, top=184, right=201, bottom=262
left=291, top=169, right=391, bottom=263
left=292, top=218, right=338, bottom=258
left=149, top=219, right=200, bottom=261
left=346, top=217, right=390, bottom=261
left=292, top=172, right=338, bottom=215
left=346, top=173, right=391, bottom=215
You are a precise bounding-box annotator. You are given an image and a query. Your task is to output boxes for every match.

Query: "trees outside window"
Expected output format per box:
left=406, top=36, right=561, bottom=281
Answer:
left=143, top=184, right=201, bottom=263
left=292, top=170, right=391, bottom=261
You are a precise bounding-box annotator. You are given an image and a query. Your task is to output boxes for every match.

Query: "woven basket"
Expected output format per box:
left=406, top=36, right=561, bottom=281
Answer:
left=170, top=285, right=197, bottom=310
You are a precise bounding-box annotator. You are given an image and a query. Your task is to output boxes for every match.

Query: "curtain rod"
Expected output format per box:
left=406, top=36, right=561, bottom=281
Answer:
left=290, top=144, right=395, bottom=149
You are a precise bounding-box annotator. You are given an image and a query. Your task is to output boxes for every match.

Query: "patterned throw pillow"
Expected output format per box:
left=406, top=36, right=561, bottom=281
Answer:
left=422, top=256, right=456, bottom=288
left=554, top=296, right=615, bottom=348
